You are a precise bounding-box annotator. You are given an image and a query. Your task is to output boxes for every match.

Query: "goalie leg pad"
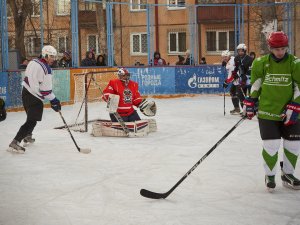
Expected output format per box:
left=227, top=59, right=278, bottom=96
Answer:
left=147, top=119, right=157, bottom=133
left=91, top=120, right=150, bottom=137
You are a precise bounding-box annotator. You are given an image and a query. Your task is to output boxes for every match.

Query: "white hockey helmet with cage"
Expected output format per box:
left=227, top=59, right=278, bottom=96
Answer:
left=221, top=50, right=231, bottom=57
left=42, top=45, right=57, bottom=58
left=117, top=68, right=130, bottom=82
left=236, top=43, right=247, bottom=51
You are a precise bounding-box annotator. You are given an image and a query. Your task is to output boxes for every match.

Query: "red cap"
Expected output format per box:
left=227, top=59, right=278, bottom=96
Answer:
left=267, top=31, right=289, bottom=48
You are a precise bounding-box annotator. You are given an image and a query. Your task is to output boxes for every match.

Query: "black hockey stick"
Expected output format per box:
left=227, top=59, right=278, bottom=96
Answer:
left=223, top=72, right=226, bottom=116
left=58, top=111, right=91, bottom=154
left=140, top=117, right=246, bottom=199
left=223, top=87, right=226, bottom=116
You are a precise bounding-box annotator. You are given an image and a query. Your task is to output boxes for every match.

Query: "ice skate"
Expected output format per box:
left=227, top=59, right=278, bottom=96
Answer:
left=265, top=175, right=276, bottom=192
left=280, top=162, right=300, bottom=190
left=23, top=135, right=35, bottom=147
left=230, top=107, right=241, bottom=115
left=7, top=139, right=25, bottom=154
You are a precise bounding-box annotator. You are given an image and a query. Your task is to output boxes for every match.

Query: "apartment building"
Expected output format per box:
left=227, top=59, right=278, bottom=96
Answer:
left=5, top=0, right=299, bottom=67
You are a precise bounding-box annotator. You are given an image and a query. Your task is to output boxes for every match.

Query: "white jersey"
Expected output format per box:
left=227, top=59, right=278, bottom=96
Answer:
left=226, top=56, right=239, bottom=86
left=22, top=59, right=56, bottom=101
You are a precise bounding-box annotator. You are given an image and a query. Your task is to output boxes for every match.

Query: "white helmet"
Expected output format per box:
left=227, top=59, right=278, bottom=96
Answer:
left=237, top=43, right=247, bottom=51
left=221, top=50, right=231, bottom=57
left=117, top=68, right=130, bottom=82
left=42, top=45, right=57, bottom=58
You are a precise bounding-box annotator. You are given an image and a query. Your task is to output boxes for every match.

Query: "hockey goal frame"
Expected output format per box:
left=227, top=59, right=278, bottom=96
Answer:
left=55, top=70, right=118, bottom=132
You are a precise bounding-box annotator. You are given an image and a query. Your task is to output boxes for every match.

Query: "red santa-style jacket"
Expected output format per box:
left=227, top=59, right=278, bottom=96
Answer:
left=102, top=79, right=143, bottom=116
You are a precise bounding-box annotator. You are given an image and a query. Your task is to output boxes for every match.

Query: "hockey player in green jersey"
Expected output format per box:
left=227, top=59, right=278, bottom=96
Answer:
left=243, top=31, right=300, bottom=192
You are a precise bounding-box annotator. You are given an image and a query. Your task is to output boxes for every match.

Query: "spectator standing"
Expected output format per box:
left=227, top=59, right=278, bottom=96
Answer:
left=184, top=49, right=194, bottom=65
left=96, top=54, right=106, bottom=66
left=200, top=57, right=207, bottom=64
left=153, top=51, right=166, bottom=66
left=19, top=57, right=29, bottom=70
left=81, top=51, right=96, bottom=67
left=58, top=51, right=72, bottom=68
left=175, top=55, right=185, bottom=65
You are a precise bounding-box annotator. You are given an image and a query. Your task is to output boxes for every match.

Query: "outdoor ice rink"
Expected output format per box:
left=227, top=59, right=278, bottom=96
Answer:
left=0, top=95, right=300, bottom=225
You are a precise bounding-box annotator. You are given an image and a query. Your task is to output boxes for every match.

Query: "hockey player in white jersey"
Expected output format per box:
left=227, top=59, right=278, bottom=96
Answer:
left=221, top=50, right=241, bottom=115
left=7, top=45, right=61, bottom=153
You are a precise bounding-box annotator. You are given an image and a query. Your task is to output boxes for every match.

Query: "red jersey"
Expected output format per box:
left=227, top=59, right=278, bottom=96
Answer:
left=102, top=79, right=143, bottom=116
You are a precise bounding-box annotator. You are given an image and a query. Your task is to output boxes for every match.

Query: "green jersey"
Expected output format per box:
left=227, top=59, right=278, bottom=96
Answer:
left=250, top=54, right=300, bottom=121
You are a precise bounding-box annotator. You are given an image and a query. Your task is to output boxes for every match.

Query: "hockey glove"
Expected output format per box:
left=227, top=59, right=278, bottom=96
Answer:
left=0, top=98, right=6, bottom=122
left=232, top=71, right=239, bottom=79
left=242, top=98, right=258, bottom=120
left=139, top=99, right=157, bottom=117
left=282, top=102, right=300, bottom=126
left=50, top=97, right=61, bottom=112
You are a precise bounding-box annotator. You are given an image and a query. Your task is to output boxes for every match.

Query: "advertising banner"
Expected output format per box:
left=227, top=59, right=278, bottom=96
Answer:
left=0, top=72, right=8, bottom=104
left=175, top=66, right=226, bottom=94
left=128, top=67, right=175, bottom=95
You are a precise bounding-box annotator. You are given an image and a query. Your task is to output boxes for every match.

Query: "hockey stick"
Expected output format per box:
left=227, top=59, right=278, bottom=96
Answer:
left=223, top=87, right=226, bottom=116
left=58, top=111, right=91, bottom=154
left=223, top=72, right=226, bottom=116
left=140, top=117, right=246, bottom=199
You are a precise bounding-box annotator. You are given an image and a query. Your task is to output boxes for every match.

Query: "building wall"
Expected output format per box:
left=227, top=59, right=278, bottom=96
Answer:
left=4, top=0, right=299, bottom=67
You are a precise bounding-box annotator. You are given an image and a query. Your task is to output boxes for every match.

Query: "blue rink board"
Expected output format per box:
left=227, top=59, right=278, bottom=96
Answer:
left=175, top=66, right=227, bottom=94
left=127, top=67, right=175, bottom=95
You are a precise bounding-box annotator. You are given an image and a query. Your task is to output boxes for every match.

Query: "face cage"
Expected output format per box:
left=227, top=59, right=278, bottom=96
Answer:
left=119, top=74, right=130, bottom=82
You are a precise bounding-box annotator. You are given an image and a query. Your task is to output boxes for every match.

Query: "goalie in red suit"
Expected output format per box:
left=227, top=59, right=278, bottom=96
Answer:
left=102, top=68, right=156, bottom=122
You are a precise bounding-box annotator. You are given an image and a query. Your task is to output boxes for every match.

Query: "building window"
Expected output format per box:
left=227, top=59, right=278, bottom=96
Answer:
left=84, top=2, right=96, bottom=11
left=206, top=30, right=235, bottom=53
left=57, top=0, right=70, bottom=15
left=168, top=32, right=186, bottom=54
left=28, top=37, right=41, bottom=56
left=167, top=0, right=186, bottom=9
left=31, top=0, right=40, bottom=17
left=130, top=0, right=147, bottom=11
left=131, top=33, right=147, bottom=55
left=87, top=35, right=100, bottom=54
left=58, top=36, right=69, bottom=53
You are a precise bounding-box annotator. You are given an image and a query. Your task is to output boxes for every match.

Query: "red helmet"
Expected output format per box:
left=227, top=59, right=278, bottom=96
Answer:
left=267, top=31, right=289, bottom=48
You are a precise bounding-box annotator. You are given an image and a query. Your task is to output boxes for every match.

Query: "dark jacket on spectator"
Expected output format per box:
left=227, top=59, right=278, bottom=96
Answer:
left=81, top=51, right=96, bottom=67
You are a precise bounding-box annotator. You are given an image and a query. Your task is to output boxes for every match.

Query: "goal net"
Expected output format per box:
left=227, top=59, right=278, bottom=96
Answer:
left=68, top=70, right=118, bottom=132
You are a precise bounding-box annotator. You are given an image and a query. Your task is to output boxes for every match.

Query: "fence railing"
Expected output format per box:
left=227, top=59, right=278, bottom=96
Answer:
left=0, top=1, right=299, bottom=71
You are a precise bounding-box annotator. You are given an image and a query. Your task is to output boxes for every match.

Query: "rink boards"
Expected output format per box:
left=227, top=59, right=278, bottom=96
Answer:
left=0, top=65, right=227, bottom=109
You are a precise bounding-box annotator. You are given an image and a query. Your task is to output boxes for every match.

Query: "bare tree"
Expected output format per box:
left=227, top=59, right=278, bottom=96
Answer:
left=96, top=1, right=107, bottom=55
left=249, top=0, right=280, bottom=55
left=7, top=0, right=33, bottom=59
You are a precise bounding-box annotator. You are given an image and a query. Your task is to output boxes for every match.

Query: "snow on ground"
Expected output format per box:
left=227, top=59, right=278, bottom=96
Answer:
left=0, top=95, right=300, bottom=225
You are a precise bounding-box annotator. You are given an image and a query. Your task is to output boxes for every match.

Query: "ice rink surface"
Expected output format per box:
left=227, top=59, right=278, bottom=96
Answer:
left=0, top=95, right=300, bottom=225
